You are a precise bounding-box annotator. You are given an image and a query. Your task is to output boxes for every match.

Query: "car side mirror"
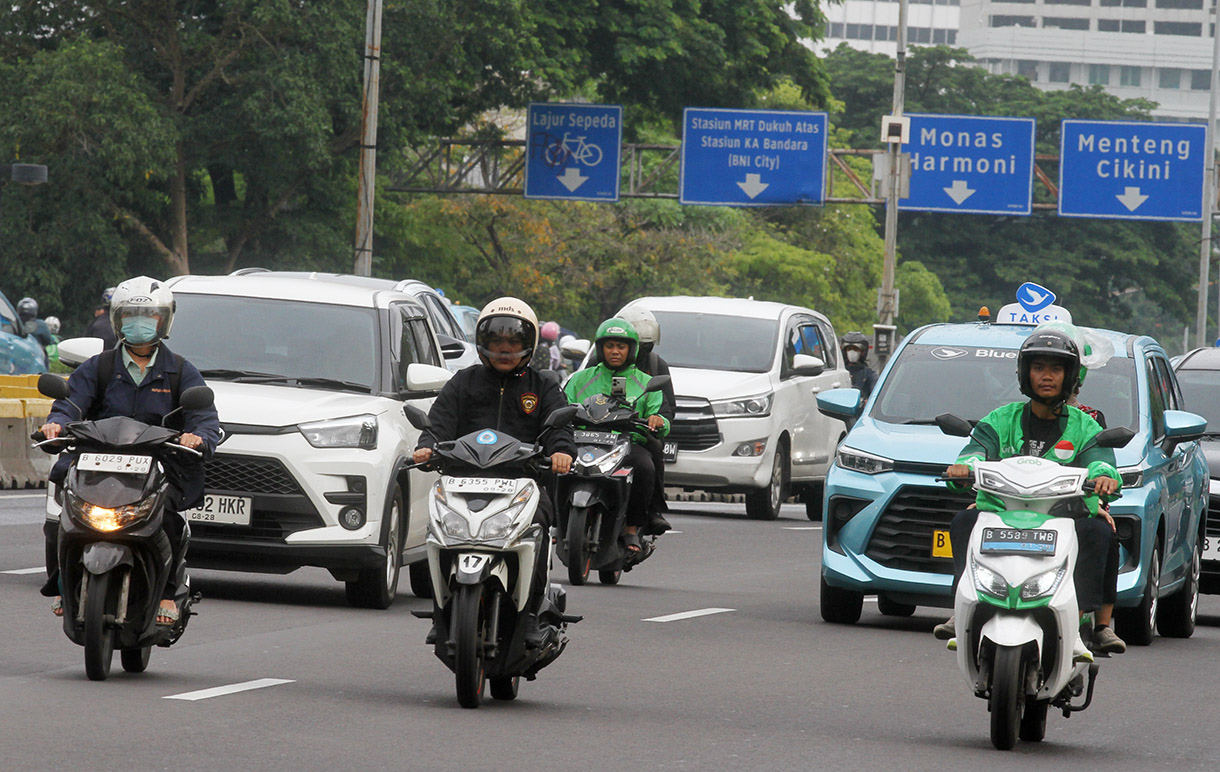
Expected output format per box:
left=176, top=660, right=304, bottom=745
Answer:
left=1162, top=409, right=1207, bottom=450
left=403, top=404, right=432, bottom=431
left=935, top=413, right=974, bottom=437
left=404, top=363, right=451, bottom=394
left=1094, top=426, right=1135, bottom=449
left=816, top=388, right=863, bottom=420
left=562, top=338, right=591, bottom=359
left=791, top=353, right=825, bottom=377
left=56, top=336, right=105, bottom=368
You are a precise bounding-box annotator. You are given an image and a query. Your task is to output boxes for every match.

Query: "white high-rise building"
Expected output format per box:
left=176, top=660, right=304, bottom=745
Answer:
left=957, top=0, right=1214, bottom=121
left=816, top=0, right=963, bottom=57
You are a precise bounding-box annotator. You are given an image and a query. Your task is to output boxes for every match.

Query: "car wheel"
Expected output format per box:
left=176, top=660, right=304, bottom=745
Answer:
left=820, top=575, right=863, bottom=624
left=1159, top=535, right=1200, bottom=639
left=346, top=485, right=403, bottom=609
left=803, top=482, right=824, bottom=522
left=745, top=444, right=788, bottom=521
left=1116, top=541, right=1160, bottom=646
left=876, top=595, right=916, bottom=617
left=408, top=560, right=432, bottom=599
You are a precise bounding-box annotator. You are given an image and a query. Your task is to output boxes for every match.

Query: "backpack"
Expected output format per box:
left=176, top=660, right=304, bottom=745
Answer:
left=91, top=345, right=186, bottom=423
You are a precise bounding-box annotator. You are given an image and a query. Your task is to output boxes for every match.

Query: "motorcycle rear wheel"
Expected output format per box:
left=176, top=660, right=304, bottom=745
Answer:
left=490, top=676, right=520, bottom=701
left=1019, top=698, right=1049, bottom=742
left=567, top=506, right=593, bottom=586
left=453, top=583, right=489, bottom=709
left=84, top=571, right=116, bottom=681
left=598, top=569, right=621, bottom=585
left=989, top=646, right=1025, bottom=750
left=120, top=646, right=152, bottom=673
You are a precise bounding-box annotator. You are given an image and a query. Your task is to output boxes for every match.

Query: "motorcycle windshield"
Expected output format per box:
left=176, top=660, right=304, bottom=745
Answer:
left=440, top=428, right=540, bottom=472
left=577, top=394, right=636, bottom=426
left=68, top=416, right=179, bottom=448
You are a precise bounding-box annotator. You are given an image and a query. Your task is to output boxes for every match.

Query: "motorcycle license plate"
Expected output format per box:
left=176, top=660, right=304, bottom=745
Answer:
left=77, top=453, right=153, bottom=475
left=574, top=429, right=617, bottom=446
left=447, top=477, right=516, bottom=495
left=980, top=527, right=1057, bottom=556
left=662, top=440, right=678, bottom=463
left=183, top=495, right=253, bottom=526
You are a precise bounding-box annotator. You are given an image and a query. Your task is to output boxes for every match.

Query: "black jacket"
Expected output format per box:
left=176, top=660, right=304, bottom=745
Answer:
left=636, top=349, right=676, bottom=423
left=418, top=364, right=577, bottom=461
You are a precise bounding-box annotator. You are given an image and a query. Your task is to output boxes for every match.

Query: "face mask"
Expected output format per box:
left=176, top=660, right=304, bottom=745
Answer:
left=121, top=317, right=159, bottom=345
left=845, top=350, right=861, bottom=363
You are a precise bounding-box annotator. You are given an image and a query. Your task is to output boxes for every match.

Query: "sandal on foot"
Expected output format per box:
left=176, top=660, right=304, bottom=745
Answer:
left=51, top=597, right=63, bottom=617
left=156, top=600, right=180, bottom=627
left=622, top=532, right=642, bottom=554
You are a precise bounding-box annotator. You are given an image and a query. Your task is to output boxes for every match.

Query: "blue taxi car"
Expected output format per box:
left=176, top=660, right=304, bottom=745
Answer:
left=816, top=302, right=1207, bottom=645
left=0, top=289, right=47, bottom=374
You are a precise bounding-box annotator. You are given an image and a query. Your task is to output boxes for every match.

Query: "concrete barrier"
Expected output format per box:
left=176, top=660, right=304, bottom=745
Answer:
left=0, top=393, right=55, bottom=489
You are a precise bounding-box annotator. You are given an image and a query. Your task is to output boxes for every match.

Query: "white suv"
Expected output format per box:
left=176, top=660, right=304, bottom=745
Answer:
left=620, top=296, right=850, bottom=520
left=159, top=271, right=451, bottom=607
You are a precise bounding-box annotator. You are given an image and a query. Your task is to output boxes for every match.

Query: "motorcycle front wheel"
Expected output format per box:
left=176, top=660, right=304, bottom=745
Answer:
left=84, top=571, right=116, bottom=681
left=989, top=646, right=1025, bottom=750
left=566, top=506, right=593, bottom=586
left=453, top=583, right=490, bottom=708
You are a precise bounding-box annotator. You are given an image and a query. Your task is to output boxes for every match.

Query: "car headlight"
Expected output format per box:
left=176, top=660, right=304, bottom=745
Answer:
left=711, top=393, right=773, bottom=418
left=836, top=446, right=893, bottom=475
left=1020, top=563, right=1068, bottom=600
left=971, top=556, right=1009, bottom=599
left=298, top=414, right=378, bottom=449
left=579, top=444, right=628, bottom=475
left=67, top=490, right=157, bottom=532
left=477, top=483, right=535, bottom=540
left=1123, top=467, right=1145, bottom=489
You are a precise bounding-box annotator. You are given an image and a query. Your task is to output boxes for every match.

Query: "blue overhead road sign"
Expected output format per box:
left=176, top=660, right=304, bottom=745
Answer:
left=901, top=114, right=1035, bottom=215
left=680, top=108, right=827, bottom=206
left=1059, top=120, right=1206, bottom=221
left=525, top=103, right=622, bottom=202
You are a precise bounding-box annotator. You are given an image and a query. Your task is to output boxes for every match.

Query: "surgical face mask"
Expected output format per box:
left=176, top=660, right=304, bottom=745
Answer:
left=121, top=317, right=159, bottom=345
left=845, top=349, right=861, bottom=363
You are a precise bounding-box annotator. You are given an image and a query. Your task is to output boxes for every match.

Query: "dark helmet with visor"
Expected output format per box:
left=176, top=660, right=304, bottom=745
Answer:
left=1017, top=327, right=1082, bottom=409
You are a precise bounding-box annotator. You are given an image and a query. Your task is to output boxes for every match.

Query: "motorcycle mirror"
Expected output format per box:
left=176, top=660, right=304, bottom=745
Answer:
left=643, top=374, right=671, bottom=393
left=935, top=413, right=974, bottom=437
left=1094, top=426, right=1135, bottom=449
left=37, top=372, right=70, bottom=400
left=179, top=385, right=215, bottom=411
left=544, top=405, right=578, bottom=428
left=403, top=404, right=432, bottom=430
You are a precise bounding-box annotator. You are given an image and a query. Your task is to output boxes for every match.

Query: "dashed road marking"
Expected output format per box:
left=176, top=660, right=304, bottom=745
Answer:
left=644, top=607, right=735, bottom=623
left=2, top=567, right=45, bottom=575
left=781, top=526, right=821, bottom=531
left=164, top=678, right=295, bottom=701
left=0, top=493, right=45, bottom=499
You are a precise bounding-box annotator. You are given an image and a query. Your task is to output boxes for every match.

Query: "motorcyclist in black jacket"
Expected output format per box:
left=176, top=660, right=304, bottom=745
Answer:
left=841, top=331, right=878, bottom=400
left=618, top=305, right=674, bottom=535
left=413, top=297, right=575, bottom=646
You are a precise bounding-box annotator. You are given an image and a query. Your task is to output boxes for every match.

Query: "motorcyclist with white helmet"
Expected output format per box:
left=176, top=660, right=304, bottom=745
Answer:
left=617, top=305, right=675, bottom=535
left=39, top=276, right=220, bottom=626
left=412, top=297, right=576, bottom=647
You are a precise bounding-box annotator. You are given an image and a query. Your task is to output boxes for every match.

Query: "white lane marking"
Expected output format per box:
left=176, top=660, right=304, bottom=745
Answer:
left=0, top=493, right=45, bottom=500
left=164, top=678, right=295, bottom=701
left=644, top=607, right=735, bottom=623
left=1, top=567, right=46, bottom=575
left=782, top=526, right=821, bottom=531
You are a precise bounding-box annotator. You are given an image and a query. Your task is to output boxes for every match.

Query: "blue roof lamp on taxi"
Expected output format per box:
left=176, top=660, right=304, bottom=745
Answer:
left=815, top=283, right=1208, bottom=646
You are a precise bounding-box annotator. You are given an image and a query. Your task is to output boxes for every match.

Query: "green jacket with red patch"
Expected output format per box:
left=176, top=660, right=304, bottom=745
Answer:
left=950, top=401, right=1120, bottom=515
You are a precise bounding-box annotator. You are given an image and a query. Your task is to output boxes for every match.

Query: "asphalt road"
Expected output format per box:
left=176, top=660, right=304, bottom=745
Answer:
left=3, top=492, right=1219, bottom=772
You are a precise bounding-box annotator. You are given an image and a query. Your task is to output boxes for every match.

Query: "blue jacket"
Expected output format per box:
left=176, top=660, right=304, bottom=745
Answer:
left=47, top=343, right=220, bottom=509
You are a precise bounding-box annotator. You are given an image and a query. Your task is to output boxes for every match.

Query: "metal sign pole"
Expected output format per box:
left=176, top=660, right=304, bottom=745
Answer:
left=353, top=0, right=383, bottom=277
left=877, top=0, right=908, bottom=364
left=1209, top=0, right=1220, bottom=347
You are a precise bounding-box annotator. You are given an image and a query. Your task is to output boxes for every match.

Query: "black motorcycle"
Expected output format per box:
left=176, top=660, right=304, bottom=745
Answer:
left=33, top=373, right=211, bottom=681
left=556, top=375, right=669, bottom=586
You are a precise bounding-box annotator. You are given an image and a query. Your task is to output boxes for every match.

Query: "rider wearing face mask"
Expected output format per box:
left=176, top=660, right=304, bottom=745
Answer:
left=840, top=331, right=877, bottom=400
left=39, top=276, right=220, bottom=627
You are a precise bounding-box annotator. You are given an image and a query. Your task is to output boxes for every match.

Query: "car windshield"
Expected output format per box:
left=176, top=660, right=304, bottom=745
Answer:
left=871, top=343, right=1138, bottom=432
left=0, top=291, right=20, bottom=335
left=171, top=293, right=380, bottom=391
left=652, top=311, right=778, bottom=372
left=1175, top=370, right=1220, bottom=429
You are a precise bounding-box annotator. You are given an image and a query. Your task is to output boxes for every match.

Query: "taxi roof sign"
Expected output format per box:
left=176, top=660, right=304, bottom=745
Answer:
left=994, top=282, right=1072, bottom=325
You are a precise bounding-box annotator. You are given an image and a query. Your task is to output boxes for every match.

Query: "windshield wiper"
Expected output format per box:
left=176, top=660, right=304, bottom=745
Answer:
left=895, top=418, right=942, bottom=425
left=291, top=376, right=373, bottom=392
left=198, top=368, right=288, bottom=382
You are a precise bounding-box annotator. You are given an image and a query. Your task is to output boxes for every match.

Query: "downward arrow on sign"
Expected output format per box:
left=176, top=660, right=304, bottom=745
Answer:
left=944, top=180, right=976, bottom=205
left=558, top=167, right=588, bottom=192
left=737, top=173, right=769, bottom=199
left=1116, top=187, right=1148, bottom=212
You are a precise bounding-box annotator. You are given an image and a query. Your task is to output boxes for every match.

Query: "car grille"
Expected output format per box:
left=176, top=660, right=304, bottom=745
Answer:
left=191, top=511, right=323, bottom=541
left=670, top=397, right=721, bottom=452
left=204, top=453, right=304, bottom=496
left=864, top=485, right=975, bottom=573
left=1207, top=492, right=1220, bottom=560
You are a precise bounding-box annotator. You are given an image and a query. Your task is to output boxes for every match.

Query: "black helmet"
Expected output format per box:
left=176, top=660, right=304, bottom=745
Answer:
left=17, top=297, right=37, bottom=320
left=1017, top=328, right=1082, bottom=409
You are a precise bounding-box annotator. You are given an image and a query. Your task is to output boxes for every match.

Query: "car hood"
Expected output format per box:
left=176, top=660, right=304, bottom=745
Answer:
left=670, top=367, right=774, bottom=402
left=840, top=417, right=971, bottom=464
left=209, top=381, right=389, bottom=428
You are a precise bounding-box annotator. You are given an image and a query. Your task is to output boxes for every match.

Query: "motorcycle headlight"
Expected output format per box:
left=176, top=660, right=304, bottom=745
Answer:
left=298, top=414, right=378, bottom=449
left=580, top=444, right=628, bottom=475
left=477, top=483, right=535, bottom=540
left=976, top=470, right=1020, bottom=496
left=971, top=556, right=1009, bottom=599
left=1029, top=475, right=1084, bottom=498
left=835, top=446, right=893, bottom=475
left=430, top=482, right=470, bottom=540
left=711, top=393, right=773, bottom=418
left=1021, top=563, right=1068, bottom=600
left=68, top=490, right=157, bottom=532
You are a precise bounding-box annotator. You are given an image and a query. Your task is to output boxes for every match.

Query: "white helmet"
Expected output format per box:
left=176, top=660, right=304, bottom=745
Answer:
left=475, top=297, right=539, bottom=374
left=109, top=276, right=175, bottom=345
left=618, top=305, right=660, bottom=345
left=44, top=316, right=61, bottom=335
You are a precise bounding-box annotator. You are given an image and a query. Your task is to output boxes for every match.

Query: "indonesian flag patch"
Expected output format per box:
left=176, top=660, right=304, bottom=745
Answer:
left=1052, top=440, right=1074, bottom=461
left=521, top=392, right=539, bottom=414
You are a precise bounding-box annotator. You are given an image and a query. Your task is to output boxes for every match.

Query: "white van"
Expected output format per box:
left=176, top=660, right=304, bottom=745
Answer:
left=620, top=296, right=849, bottom=520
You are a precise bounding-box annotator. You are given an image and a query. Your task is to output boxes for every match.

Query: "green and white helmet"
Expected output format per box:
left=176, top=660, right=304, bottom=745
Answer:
left=594, top=317, right=639, bottom=369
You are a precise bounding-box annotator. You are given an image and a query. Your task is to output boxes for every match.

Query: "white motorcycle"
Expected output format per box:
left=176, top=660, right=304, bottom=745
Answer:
left=404, top=405, right=580, bottom=709
left=936, top=414, right=1132, bottom=750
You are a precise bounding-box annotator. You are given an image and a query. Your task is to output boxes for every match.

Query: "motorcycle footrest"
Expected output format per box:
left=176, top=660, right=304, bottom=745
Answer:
left=558, top=613, right=583, bottom=623
left=410, top=609, right=434, bottom=619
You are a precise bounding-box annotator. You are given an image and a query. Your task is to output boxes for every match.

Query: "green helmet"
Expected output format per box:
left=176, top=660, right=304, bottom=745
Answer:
left=594, top=317, right=639, bottom=369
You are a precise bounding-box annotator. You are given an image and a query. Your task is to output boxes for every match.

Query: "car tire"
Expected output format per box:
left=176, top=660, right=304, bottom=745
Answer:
left=346, top=485, right=403, bottom=609
left=1159, top=535, right=1200, bottom=639
left=803, top=482, right=824, bottom=522
left=876, top=595, right=916, bottom=617
left=820, top=575, right=863, bottom=624
left=1116, top=541, right=1160, bottom=646
left=746, top=444, right=788, bottom=521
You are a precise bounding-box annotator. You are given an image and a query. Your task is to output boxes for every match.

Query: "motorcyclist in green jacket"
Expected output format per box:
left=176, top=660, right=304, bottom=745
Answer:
left=933, top=323, right=1126, bottom=655
left=564, top=318, right=670, bottom=553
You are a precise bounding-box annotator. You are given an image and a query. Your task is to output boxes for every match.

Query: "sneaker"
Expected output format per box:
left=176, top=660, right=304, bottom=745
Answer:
left=1092, top=625, right=1127, bottom=655
left=946, top=638, right=957, bottom=652
left=933, top=616, right=956, bottom=640
left=1072, top=633, right=1095, bottom=664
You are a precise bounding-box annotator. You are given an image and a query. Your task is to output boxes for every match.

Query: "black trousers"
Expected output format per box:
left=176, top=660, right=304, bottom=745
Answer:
left=645, top=439, right=669, bottom=514
left=626, top=444, right=656, bottom=527
left=948, top=508, right=1113, bottom=612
